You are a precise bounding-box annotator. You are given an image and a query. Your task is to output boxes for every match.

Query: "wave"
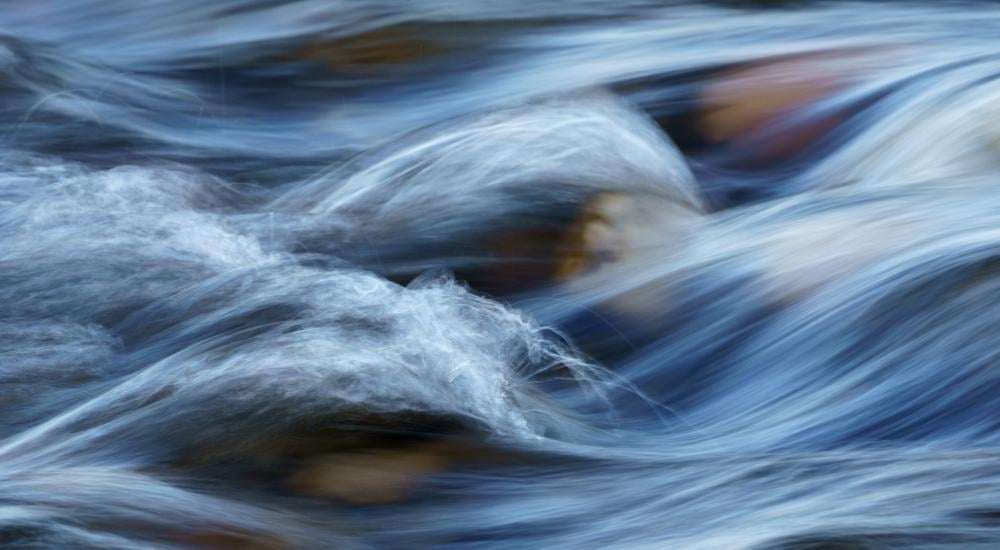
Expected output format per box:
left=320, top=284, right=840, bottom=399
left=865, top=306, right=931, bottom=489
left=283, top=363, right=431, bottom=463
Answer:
left=2, top=1, right=1000, bottom=548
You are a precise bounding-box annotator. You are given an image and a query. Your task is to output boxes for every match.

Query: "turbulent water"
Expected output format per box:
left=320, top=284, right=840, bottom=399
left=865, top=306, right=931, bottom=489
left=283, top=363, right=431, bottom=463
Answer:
left=3, top=1, right=1000, bottom=548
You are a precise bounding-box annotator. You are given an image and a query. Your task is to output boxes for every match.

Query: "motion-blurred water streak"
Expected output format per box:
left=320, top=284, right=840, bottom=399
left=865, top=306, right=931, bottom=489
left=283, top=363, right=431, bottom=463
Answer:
left=2, top=1, right=1000, bottom=548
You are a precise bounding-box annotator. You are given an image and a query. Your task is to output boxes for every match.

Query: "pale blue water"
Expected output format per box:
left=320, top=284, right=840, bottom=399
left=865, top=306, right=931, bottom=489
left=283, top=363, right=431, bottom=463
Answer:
left=2, top=1, right=1000, bottom=548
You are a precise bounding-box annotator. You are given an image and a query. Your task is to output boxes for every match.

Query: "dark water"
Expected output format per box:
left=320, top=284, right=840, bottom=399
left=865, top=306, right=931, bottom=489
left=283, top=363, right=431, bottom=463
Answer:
left=3, top=1, right=1000, bottom=548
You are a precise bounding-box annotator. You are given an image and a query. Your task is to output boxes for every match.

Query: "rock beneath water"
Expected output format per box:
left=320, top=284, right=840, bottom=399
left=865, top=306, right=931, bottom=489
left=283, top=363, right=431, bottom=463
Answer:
left=288, top=442, right=454, bottom=504
left=556, top=191, right=701, bottom=281
left=290, top=25, right=449, bottom=73
left=698, top=48, right=897, bottom=160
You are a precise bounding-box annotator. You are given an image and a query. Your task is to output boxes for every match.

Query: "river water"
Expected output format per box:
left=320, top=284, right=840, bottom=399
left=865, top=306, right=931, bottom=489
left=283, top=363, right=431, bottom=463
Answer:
left=2, top=1, right=1000, bottom=548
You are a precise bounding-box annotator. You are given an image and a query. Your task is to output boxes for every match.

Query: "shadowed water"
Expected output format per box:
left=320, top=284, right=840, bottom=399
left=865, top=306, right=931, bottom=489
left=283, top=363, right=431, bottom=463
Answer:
left=2, top=1, right=1000, bottom=548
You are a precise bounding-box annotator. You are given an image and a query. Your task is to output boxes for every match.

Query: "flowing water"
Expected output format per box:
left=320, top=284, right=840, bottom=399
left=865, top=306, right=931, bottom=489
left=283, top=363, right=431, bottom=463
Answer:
left=3, top=1, right=1000, bottom=548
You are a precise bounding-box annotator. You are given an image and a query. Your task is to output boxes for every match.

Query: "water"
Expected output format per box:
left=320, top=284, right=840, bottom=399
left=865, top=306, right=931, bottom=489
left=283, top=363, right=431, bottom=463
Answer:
left=2, top=1, right=1000, bottom=548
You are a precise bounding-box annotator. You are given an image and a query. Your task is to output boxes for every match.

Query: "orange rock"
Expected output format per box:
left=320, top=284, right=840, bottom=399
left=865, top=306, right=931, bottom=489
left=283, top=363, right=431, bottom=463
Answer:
left=556, top=191, right=700, bottom=281
left=288, top=442, right=455, bottom=505
left=180, top=530, right=290, bottom=550
left=700, top=48, right=897, bottom=151
left=292, top=26, right=445, bottom=72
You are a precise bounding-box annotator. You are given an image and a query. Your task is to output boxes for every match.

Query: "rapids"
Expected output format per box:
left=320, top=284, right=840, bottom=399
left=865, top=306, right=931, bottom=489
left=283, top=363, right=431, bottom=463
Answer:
left=2, top=1, right=1000, bottom=548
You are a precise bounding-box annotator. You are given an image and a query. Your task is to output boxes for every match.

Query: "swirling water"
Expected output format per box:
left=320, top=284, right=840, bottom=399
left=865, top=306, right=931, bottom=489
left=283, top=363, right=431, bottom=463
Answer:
left=2, top=1, right=1000, bottom=548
